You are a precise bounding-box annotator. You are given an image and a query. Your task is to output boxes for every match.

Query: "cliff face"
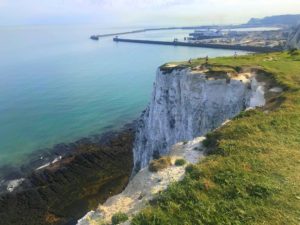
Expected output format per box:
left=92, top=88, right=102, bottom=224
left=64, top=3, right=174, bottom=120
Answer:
left=287, top=25, right=300, bottom=49
left=133, top=68, right=265, bottom=172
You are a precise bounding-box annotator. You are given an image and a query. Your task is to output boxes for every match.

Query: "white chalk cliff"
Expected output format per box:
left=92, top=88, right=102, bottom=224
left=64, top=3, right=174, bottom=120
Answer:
left=77, top=65, right=266, bottom=225
left=133, top=67, right=265, bottom=172
left=287, top=25, right=300, bottom=49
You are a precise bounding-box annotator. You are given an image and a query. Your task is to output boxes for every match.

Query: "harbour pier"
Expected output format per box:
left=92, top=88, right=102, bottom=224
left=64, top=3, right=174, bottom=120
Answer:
left=113, top=37, right=282, bottom=53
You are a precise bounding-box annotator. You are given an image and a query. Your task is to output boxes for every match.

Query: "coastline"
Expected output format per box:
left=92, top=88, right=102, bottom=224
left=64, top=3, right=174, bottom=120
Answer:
left=78, top=62, right=270, bottom=224
left=0, top=123, right=135, bottom=225
left=0, top=123, right=134, bottom=193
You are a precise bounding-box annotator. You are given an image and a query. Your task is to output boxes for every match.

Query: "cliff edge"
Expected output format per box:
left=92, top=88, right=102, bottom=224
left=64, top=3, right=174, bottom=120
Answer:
left=133, top=66, right=265, bottom=172
left=78, top=51, right=300, bottom=225
left=132, top=52, right=300, bottom=225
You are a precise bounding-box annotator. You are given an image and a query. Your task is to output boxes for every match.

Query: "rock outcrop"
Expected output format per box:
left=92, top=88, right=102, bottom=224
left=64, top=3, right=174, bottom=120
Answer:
left=287, top=25, right=300, bottom=49
left=133, top=67, right=265, bottom=172
left=0, top=128, right=134, bottom=225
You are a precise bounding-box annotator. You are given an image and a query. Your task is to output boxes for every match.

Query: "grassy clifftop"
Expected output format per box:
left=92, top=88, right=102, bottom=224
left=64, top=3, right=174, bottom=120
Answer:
left=132, top=51, right=300, bottom=225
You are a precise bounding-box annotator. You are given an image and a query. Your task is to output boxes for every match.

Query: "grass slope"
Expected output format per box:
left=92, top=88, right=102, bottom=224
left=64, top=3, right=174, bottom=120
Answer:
left=132, top=51, right=300, bottom=225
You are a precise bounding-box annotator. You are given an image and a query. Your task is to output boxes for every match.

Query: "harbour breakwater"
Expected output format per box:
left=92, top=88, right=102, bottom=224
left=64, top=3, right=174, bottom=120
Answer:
left=90, top=27, right=180, bottom=40
left=0, top=125, right=135, bottom=225
left=113, top=37, right=282, bottom=53
left=90, top=24, right=276, bottom=40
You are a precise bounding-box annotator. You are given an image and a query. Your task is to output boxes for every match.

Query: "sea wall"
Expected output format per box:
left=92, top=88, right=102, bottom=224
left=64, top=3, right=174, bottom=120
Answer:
left=133, top=67, right=265, bottom=172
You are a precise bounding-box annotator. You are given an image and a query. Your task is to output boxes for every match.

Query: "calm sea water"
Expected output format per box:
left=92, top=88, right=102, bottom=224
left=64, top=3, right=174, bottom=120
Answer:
left=0, top=25, right=247, bottom=166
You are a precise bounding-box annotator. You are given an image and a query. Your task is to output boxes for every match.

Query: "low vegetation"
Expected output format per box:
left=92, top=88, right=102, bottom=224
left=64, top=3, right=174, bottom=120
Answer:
left=132, top=51, right=300, bottom=225
left=149, top=156, right=172, bottom=172
left=174, top=158, right=186, bottom=166
left=111, top=212, right=129, bottom=225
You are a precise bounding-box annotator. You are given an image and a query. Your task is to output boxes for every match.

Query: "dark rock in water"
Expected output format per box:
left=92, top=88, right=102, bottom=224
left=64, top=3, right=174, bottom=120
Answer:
left=0, top=127, right=134, bottom=225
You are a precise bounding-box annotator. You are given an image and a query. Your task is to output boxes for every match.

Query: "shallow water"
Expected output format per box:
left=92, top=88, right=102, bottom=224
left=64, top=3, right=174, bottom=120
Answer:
left=0, top=25, right=247, bottom=166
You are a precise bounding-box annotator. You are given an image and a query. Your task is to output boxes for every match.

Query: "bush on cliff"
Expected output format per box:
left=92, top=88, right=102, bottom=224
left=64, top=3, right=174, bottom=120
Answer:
left=111, top=212, right=128, bottom=225
left=149, top=156, right=172, bottom=172
left=174, top=158, right=186, bottom=166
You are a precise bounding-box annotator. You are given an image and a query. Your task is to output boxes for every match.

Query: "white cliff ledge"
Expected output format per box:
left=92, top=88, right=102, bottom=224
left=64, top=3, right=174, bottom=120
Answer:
left=78, top=137, right=205, bottom=225
left=77, top=67, right=266, bottom=225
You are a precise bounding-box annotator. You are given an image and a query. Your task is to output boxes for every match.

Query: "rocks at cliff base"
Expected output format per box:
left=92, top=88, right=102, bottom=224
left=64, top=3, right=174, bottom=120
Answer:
left=0, top=128, right=134, bottom=225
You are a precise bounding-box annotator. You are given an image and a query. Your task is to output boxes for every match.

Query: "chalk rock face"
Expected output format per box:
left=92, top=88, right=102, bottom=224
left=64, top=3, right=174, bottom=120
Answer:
left=287, top=25, right=300, bottom=49
left=133, top=69, right=264, bottom=172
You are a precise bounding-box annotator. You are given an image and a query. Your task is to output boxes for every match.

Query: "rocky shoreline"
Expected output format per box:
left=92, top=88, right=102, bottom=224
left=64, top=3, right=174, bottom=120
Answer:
left=0, top=124, right=135, bottom=225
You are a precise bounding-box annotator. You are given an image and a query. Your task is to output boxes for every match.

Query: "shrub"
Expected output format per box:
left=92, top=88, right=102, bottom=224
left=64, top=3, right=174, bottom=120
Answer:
left=185, top=164, right=202, bottom=179
left=246, top=184, right=271, bottom=199
left=175, top=158, right=186, bottom=166
left=203, top=132, right=228, bottom=156
left=149, top=156, right=172, bottom=172
left=203, top=132, right=219, bottom=148
left=288, top=48, right=299, bottom=56
left=235, top=66, right=242, bottom=73
left=111, top=212, right=128, bottom=225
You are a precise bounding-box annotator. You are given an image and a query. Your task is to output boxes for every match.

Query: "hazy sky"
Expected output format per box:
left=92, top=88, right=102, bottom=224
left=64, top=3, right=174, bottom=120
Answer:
left=1, top=0, right=300, bottom=26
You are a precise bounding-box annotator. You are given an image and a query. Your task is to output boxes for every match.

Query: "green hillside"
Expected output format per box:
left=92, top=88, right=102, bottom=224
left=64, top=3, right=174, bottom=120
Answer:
left=132, top=51, right=300, bottom=225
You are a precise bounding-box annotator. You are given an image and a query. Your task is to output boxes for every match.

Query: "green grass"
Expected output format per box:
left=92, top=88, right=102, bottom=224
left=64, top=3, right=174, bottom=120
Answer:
left=131, top=51, right=300, bottom=225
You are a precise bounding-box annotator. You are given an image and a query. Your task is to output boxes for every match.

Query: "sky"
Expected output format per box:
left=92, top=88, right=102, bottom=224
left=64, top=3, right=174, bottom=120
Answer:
left=0, top=0, right=300, bottom=27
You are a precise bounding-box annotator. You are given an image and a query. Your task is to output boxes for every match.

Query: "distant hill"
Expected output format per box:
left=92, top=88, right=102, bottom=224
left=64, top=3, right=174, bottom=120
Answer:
left=247, top=14, right=300, bottom=26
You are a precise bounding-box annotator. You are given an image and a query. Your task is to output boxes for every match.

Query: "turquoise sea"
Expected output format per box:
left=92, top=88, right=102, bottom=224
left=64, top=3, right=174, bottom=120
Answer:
left=0, top=25, right=247, bottom=166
